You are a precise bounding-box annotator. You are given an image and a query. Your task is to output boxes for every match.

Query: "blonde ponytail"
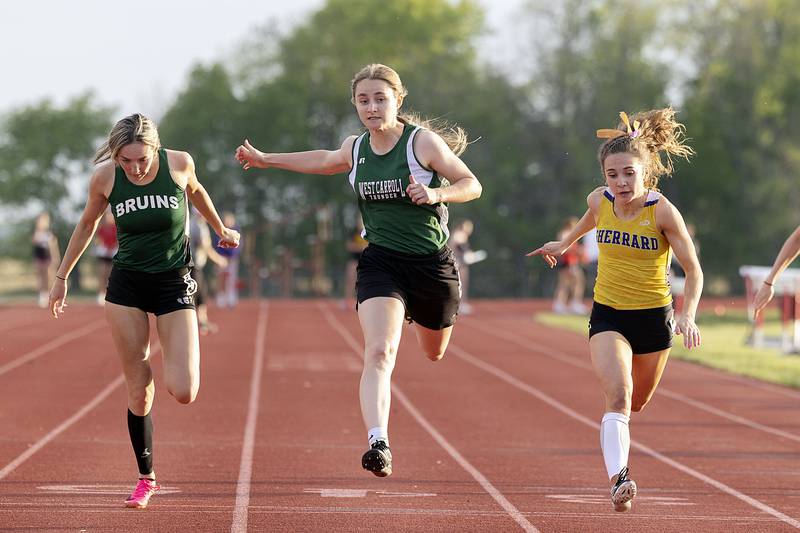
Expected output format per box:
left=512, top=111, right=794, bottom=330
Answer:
left=597, top=107, right=694, bottom=189
left=94, top=113, right=161, bottom=164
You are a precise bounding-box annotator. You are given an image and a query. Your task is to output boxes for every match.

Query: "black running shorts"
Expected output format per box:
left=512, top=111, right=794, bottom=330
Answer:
left=106, top=265, right=197, bottom=316
left=356, top=243, right=461, bottom=330
left=588, top=301, right=674, bottom=354
left=191, top=266, right=207, bottom=306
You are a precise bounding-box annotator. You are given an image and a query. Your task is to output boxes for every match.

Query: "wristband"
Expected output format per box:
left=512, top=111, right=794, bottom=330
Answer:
left=56, top=275, right=67, bottom=281
left=764, top=281, right=774, bottom=286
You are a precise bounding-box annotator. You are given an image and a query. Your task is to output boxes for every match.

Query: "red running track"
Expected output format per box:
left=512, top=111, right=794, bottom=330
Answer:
left=1, top=299, right=799, bottom=532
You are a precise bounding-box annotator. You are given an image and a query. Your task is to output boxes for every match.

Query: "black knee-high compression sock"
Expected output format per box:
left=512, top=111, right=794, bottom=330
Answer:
left=127, top=410, right=154, bottom=477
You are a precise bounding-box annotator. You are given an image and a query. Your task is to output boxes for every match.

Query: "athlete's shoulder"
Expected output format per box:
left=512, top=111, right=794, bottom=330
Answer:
left=339, top=135, right=361, bottom=169
left=653, top=192, right=684, bottom=230
left=587, top=186, right=607, bottom=210
left=655, top=191, right=679, bottom=211
left=410, top=127, right=450, bottom=170
left=340, top=134, right=359, bottom=151
left=413, top=127, right=444, bottom=149
left=588, top=186, right=607, bottom=198
left=644, top=189, right=665, bottom=205
left=89, top=160, right=115, bottom=196
left=164, top=149, right=194, bottom=172
left=92, top=159, right=115, bottom=179
left=652, top=189, right=671, bottom=203
left=652, top=191, right=679, bottom=214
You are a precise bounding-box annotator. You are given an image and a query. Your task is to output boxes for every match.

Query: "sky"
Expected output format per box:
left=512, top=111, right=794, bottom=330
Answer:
left=0, top=0, right=524, bottom=118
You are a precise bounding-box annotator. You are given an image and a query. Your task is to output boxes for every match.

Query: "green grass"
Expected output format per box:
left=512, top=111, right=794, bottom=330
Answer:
left=0, top=258, right=100, bottom=304
left=536, top=308, right=800, bottom=389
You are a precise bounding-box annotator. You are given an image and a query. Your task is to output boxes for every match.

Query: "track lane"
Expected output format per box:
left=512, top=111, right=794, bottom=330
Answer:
left=240, top=300, right=536, bottom=532
left=0, top=301, right=262, bottom=531
left=451, top=306, right=800, bottom=529
left=3, top=299, right=799, bottom=532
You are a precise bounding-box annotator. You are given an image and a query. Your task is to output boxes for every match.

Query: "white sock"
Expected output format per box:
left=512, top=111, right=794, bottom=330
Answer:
left=600, top=412, right=630, bottom=479
left=368, top=427, right=388, bottom=446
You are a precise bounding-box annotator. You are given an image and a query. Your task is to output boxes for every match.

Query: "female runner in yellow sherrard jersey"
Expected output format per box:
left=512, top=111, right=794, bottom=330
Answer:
left=529, top=108, right=703, bottom=513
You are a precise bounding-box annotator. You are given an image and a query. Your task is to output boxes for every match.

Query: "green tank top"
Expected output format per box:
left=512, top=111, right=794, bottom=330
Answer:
left=108, top=148, right=191, bottom=272
left=348, top=125, right=449, bottom=255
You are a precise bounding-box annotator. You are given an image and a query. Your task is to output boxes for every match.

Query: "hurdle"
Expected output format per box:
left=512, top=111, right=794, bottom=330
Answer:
left=739, top=265, right=800, bottom=353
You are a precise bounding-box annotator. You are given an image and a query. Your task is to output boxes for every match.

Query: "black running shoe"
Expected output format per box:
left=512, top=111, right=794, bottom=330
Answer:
left=361, top=440, right=392, bottom=477
left=610, top=466, right=637, bottom=512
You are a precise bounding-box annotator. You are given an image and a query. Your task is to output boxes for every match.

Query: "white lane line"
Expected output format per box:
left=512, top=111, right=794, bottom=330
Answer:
left=0, top=502, right=791, bottom=522
left=447, top=342, right=800, bottom=529
left=524, top=315, right=800, bottom=401
left=656, top=388, right=800, bottom=444
left=680, top=361, right=800, bottom=400
left=38, top=483, right=181, bottom=495
left=0, top=375, right=125, bottom=480
left=0, top=314, right=56, bottom=333
left=391, top=387, right=539, bottom=533
left=320, top=304, right=540, bottom=533
left=0, top=340, right=163, bottom=480
left=0, top=319, right=106, bottom=377
left=465, top=318, right=800, bottom=444
left=231, top=301, right=269, bottom=533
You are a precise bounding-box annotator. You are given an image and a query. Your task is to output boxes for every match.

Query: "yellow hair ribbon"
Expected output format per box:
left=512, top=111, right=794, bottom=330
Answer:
left=620, top=112, right=632, bottom=133
left=596, top=128, right=624, bottom=139
left=597, top=112, right=642, bottom=139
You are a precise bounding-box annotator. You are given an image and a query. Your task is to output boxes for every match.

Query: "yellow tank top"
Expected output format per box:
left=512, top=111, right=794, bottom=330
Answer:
left=593, top=188, right=672, bottom=310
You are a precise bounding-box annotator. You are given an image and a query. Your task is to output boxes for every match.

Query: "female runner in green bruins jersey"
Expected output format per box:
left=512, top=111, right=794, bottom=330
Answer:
left=235, top=63, right=482, bottom=477
left=49, top=113, right=239, bottom=509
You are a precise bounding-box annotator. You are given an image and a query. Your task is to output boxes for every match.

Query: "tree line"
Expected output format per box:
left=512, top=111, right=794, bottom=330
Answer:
left=2, top=0, right=798, bottom=297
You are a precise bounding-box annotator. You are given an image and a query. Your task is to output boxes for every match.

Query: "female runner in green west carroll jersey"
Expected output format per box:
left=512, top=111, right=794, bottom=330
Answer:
left=235, top=63, right=482, bottom=478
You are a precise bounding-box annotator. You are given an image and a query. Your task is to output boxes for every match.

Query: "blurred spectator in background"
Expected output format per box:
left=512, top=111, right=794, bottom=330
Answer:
left=191, top=208, right=228, bottom=333
left=582, top=227, right=599, bottom=298
left=552, top=217, right=586, bottom=314
left=32, top=212, right=60, bottom=307
left=450, top=219, right=478, bottom=314
left=93, top=210, right=118, bottom=304
left=342, top=215, right=368, bottom=309
left=669, top=222, right=698, bottom=311
left=214, top=211, right=242, bottom=308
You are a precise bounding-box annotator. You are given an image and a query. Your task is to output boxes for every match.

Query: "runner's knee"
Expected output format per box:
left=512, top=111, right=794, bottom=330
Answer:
left=165, top=375, right=198, bottom=404
left=169, top=385, right=197, bottom=404
left=364, top=342, right=397, bottom=374
left=127, top=387, right=154, bottom=416
left=425, top=349, right=445, bottom=362
left=419, top=332, right=449, bottom=362
left=606, top=389, right=631, bottom=413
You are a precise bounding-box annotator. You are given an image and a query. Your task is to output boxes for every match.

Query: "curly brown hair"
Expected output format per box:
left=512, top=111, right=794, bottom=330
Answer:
left=598, top=107, right=694, bottom=189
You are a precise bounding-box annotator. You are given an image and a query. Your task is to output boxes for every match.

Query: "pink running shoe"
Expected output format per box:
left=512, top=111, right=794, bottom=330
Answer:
left=124, top=478, right=160, bottom=508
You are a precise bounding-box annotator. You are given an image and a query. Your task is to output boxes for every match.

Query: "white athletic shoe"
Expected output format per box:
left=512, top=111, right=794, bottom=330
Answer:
left=610, top=466, right=637, bottom=512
